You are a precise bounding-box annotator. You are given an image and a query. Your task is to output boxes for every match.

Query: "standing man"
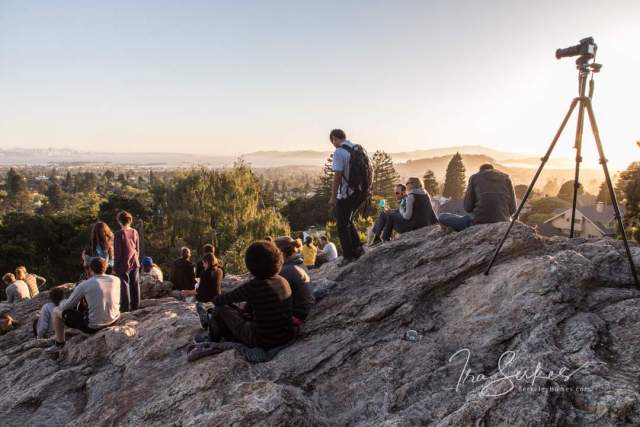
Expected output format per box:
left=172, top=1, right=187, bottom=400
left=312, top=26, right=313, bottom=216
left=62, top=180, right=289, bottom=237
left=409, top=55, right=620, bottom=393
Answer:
left=328, top=129, right=370, bottom=266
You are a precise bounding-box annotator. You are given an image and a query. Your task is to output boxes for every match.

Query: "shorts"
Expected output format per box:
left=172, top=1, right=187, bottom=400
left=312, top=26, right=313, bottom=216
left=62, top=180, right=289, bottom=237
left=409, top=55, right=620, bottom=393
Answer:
left=62, top=309, right=101, bottom=334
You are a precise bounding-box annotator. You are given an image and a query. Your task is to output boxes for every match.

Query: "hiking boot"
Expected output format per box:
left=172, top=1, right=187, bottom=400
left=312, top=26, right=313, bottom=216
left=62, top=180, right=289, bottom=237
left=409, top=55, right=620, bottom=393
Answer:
left=195, top=302, right=209, bottom=330
left=353, top=245, right=365, bottom=259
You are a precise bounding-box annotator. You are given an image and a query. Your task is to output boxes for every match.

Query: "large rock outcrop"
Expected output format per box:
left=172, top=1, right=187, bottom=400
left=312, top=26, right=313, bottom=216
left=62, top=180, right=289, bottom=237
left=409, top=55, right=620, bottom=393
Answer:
left=2, top=223, right=640, bottom=426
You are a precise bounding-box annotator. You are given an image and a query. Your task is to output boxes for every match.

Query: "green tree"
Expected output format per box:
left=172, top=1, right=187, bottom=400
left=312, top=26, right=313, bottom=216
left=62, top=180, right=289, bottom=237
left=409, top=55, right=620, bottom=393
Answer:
left=617, top=162, right=640, bottom=241
left=3, top=168, right=31, bottom=212
left=557, top=180, right=583, bottom=203
left=45, top=182, right=65, bottom=212
left=371, top=150, right=400, bottom=203
left=442, top=153, right=466, bottom=200
left=315, top=154, right=335, bottom=203
left=422, top=170, right=439, bottom=196
left=596, top=181, right=614, bottom=204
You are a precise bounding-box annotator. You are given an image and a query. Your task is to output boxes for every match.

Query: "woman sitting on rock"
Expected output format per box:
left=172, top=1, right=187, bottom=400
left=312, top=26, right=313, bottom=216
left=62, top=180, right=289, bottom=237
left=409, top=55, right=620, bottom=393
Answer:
left=183, top=253, right=224, bottom=328
left=381, top=177, right=438, bottom=242
left=208, top=241, right=294, bottom=349
left=275, top=236, right=314, bottom=322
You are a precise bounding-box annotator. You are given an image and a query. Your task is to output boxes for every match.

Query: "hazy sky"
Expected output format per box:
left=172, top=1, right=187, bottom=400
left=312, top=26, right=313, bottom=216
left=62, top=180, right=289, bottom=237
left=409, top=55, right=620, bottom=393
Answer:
left=1, top=0, right=638, bottom=168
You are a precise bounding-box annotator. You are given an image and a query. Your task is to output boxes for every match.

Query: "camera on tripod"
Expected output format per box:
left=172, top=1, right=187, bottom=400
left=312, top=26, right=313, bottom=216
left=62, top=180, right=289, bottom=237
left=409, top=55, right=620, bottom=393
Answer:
left=555, top=37, right=597, bottom=60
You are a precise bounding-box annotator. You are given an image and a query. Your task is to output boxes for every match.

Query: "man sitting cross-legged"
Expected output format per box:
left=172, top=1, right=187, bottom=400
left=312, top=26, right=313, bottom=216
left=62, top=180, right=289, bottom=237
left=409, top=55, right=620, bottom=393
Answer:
left=46, top=257, right=121, bottom=354
left=438, top=163, right=517, bottom=232
left=207, top=241, right=294, bottom=350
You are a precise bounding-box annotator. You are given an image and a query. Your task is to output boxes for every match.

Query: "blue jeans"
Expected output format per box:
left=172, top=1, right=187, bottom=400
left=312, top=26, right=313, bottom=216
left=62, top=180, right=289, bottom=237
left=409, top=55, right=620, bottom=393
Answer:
left=119, top=268, right=140, bottom=312
left=438, top=213, right=474, bottom=232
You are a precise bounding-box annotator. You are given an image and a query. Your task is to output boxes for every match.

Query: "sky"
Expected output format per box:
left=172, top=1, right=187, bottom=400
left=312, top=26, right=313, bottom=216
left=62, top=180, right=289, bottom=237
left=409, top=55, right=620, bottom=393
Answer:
left=0, top=0, right=639, bottom=168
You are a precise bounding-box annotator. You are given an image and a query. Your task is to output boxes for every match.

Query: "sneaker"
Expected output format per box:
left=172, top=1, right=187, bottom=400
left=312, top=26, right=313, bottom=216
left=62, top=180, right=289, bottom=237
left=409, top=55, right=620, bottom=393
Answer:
left=193, top=333, right=211, bottom=345
left=195, top=303, right=209, bottom=330
left=44, top=342, right=65, bottom=358
left=368, top=237, right=382, bottom=247
left=439, top=223, right=454, bottom=233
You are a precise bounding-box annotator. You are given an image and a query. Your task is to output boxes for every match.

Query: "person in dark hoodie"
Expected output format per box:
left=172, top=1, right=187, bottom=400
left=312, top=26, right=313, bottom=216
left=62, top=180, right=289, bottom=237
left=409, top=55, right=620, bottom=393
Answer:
left=438, top=164, right=517, bottom=231
left=195, top=243, right=215, bottom=278
left=182, top=253, right=223, bottom=303
left=275, top=236, right=314, bottom=322
left=209, top=241, right=294, bottom=349
left=381, top=177, right=438, bottom=241
left=170, top=247, right=196, bottom=292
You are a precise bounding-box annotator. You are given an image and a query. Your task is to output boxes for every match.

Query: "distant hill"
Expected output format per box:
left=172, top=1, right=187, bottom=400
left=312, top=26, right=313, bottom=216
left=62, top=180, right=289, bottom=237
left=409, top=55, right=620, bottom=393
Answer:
left=240, top=145, right=536, bottom=167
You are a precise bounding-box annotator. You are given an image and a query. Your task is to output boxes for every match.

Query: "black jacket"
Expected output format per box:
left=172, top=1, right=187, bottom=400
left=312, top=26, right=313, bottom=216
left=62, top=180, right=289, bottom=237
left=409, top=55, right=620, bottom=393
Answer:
left=196, top=266, right=223, bottom=303
left=464, top=169, right=517, bottom=224
left=280, top=254, right=314, bottom=320
left=171, top=258, right=196, bottom=291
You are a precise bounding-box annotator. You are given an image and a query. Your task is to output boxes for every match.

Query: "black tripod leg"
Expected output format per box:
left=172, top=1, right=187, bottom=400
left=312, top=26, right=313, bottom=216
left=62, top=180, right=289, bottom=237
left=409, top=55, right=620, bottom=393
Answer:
left=570, top=98, right=586, bottom=238
left=485, top=98, right=579, bottom=275
left=584, top=99, right=639, bottom=287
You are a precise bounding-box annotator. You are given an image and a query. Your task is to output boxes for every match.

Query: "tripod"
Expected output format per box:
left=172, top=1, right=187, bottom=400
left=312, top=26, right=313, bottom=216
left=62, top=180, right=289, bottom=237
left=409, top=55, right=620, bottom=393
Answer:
left=484, top=55, right=639, bottom=287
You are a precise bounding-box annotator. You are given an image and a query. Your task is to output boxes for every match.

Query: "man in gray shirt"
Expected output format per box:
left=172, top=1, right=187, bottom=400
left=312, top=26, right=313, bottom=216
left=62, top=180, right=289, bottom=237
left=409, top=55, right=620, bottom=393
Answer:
left=329, top=128, right=364, bottom=266
left=46, top=257, right=120, bottom=354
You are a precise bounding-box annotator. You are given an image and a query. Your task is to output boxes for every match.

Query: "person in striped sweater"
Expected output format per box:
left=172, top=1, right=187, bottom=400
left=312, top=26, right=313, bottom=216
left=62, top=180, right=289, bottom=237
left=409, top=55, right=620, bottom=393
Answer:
left=209, top=241, right=294, bottom=349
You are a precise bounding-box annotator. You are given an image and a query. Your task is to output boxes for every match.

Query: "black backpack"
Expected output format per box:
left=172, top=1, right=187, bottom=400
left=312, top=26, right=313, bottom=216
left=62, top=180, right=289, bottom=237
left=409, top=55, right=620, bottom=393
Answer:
left=340, top=144, right=373, bottom=208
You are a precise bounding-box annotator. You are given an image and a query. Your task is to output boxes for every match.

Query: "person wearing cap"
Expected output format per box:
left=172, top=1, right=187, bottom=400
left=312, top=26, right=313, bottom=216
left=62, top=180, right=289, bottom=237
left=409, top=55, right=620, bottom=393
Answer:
left=141, top=256, right=163, bottom=282
left=275, top=236, right=314, bottom=322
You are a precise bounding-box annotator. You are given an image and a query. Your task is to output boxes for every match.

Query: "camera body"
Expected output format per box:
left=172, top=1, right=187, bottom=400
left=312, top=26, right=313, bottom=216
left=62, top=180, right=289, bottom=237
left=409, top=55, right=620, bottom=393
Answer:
left=555, top=37, right=597, bottom=60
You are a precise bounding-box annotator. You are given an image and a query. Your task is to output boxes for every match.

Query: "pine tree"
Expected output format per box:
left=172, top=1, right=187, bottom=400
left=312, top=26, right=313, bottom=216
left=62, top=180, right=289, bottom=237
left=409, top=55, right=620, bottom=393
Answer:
left=422, top=170, right=439, bottom=196
left=6, top=168, right=27, bottom=196
left=596, top=181, right=611, bottom=204
left=315, top=154, right=335, bottom=202
left=4, top=168, right=30, bottom=212
left=63, top=171, right=74, bottom=192
left=45, top=182, right=65, bottom=211
left=442, top=153, right=466, bottom=199
left=371, top=150, right=400, bottom=202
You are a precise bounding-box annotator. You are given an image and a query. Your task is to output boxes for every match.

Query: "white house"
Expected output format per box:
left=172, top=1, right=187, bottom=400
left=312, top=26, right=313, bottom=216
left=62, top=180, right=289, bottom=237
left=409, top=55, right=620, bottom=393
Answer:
left=538, top=202, right=620, bottom=238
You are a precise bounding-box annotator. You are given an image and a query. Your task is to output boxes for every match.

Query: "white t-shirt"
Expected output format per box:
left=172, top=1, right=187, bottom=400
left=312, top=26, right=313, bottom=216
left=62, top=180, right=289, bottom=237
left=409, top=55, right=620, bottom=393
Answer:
left=322, top=242, right=338, bottom=261
left=332, top=141, right=355, bottom=200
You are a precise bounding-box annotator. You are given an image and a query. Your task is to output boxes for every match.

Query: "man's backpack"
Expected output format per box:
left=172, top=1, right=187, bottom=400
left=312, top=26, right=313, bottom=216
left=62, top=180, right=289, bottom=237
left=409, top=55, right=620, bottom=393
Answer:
left=340, top=144, right=373, bottom=208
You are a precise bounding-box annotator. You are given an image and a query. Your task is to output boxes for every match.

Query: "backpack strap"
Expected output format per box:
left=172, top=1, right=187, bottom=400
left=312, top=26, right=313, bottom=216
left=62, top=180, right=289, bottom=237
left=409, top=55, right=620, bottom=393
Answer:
left=337, top=144, right=354, bottom=196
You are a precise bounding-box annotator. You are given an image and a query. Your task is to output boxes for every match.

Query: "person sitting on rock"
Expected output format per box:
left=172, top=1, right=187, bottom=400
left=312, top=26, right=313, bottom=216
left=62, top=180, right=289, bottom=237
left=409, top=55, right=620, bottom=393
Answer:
left=183, top=252, right=225, bottom=328
left=275, top=236, right=314, bottom=322
left=196, top=244, right=215, bottom=278
left=171, top=247, right=197, bottom=293
left=315, top=235, right=338, bottom=267
left=301, top=236, right=318, bottom=269
left=369, top=184, right=407, bottom=246
left=380, top=177, right=438, bottom=242
left=208, top=241, right=294, bottom=349
left=438, top=164, right=517, bottom=232
left=33, top=287, right=65, bottom=339
left=3, top=273, right=31, bottom=303
left=15, top=266, right=46, bottom=298
left=141, top=256, right=163, bottom=282
left=45, top=257, right=121, bottom=354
